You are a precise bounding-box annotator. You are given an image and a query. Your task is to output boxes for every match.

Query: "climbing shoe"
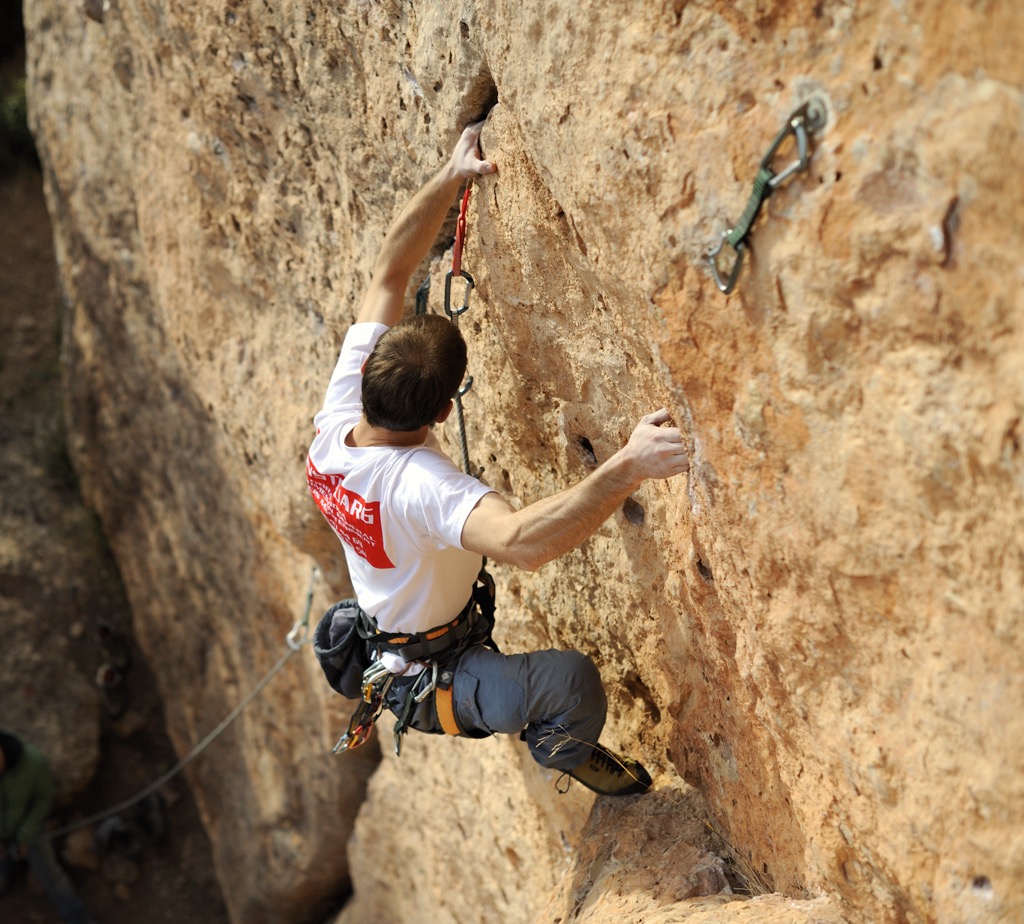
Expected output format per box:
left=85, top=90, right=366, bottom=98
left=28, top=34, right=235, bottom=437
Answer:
left=561, top=743, right=652, bottom=797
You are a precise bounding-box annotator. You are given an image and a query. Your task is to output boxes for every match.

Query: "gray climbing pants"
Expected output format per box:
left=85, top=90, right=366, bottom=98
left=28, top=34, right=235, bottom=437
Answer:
left=384, top=646, right=607, bottom=770
left=455, top=646, right=607, bottom=770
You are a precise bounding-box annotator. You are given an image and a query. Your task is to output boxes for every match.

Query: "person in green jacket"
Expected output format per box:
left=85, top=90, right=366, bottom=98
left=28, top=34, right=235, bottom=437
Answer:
left=0, top=730, right=101, bottom=924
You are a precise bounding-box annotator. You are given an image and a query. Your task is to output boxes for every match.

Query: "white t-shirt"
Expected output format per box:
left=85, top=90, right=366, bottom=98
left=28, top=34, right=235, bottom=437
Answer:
left=308, top=322, right=494, bottom=644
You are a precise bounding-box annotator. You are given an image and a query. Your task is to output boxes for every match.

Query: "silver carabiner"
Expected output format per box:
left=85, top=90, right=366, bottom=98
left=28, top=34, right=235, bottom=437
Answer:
left=708, top=233, right=746, bottom=295
left=444, top=269, right=475, bottom=319
left=763, top=98, right=827, bottom=189
left=414, top=662, right=440, bottom=703
left=286, top=622, right=309, bottom=651
left=285, top=565, right=320, bottom=650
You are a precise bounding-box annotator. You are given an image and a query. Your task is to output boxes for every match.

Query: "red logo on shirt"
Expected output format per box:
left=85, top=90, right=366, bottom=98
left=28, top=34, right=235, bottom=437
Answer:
left=306, top=457, right=395, bottom=569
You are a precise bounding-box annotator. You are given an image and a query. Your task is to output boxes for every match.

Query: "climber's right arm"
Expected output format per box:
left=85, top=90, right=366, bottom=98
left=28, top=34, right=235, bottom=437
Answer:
left=356, top=121, right=495, bottom=329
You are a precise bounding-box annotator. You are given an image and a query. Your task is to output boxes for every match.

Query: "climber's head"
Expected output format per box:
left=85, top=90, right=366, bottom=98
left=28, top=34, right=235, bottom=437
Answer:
left=361, top=314, right=467, bottom=432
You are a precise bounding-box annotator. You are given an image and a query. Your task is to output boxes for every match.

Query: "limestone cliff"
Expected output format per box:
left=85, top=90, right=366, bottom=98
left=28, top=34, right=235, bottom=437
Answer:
left=24, top=1, right=1024, bottom=923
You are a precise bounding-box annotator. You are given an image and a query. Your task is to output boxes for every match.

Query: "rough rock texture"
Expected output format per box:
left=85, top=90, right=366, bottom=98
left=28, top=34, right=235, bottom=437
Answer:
left=24, top=1, right=1024, bottom=923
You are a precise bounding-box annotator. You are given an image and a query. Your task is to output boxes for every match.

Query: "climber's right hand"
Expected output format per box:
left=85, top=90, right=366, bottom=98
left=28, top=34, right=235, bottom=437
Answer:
left=450, top=119, right=496, bottom=179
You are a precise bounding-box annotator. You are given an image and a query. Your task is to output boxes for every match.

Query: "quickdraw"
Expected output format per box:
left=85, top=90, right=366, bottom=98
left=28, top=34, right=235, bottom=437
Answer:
left=445, top=184, right=475, bottom=318
left=707, top=98, right=827, bottom=295
left=47, top=567, right=320, bottom=838
left=412, top=183, right=478, bottom=475
left=445, top=183, right=478, bottom=476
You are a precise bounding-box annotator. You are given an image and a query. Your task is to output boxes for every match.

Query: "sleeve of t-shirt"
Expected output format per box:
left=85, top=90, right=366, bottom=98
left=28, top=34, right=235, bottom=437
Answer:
left=312, top=322, right=388, bottom=432
left=394, top=451, right=495, bottom=552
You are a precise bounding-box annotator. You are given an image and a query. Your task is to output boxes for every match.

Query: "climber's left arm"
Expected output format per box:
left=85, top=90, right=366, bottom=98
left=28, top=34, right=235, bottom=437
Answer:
left=461, top=410, right=689, bottom=572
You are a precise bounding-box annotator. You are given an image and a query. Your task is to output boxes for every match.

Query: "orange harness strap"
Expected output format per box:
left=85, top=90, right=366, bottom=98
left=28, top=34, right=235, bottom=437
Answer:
left=434, top=684, right=461, bottom=736
left=375, top=613, right=463, bottom=648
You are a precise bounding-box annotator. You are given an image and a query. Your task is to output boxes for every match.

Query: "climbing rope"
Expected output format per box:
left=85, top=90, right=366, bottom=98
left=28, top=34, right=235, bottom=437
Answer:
left=444, top=182, right=478, bottom=477
left=45, top=567, right=320, bottom=840
left=707, top=97, right=827, bottom=294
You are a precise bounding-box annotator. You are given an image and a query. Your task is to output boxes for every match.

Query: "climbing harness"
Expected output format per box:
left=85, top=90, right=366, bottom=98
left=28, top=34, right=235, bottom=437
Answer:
left=326, top=571, right=497, bottom=756
left=707, top=97, right=827, bottom=294
left=45, top=568, right=320, bottom=840
left=328, top=182, right=498, bottom=756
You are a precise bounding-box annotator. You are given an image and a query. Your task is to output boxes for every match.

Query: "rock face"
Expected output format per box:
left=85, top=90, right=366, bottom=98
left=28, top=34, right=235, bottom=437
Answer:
left=24, top=2, right=1024, bottom=923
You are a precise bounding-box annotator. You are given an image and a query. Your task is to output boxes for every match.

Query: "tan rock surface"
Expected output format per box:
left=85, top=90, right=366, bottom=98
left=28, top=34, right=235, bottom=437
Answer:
left=24, top=1, right=1024, bottom=923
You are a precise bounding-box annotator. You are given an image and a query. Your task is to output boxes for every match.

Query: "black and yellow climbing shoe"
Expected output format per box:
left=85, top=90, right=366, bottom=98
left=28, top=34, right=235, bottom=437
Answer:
left=562, top=743, right=652, bottom=797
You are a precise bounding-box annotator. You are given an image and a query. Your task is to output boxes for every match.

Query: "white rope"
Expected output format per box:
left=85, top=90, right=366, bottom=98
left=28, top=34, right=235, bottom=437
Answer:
left=46, top=568, right=320, bottom=840
left=47, top=648, right=298, bottom=839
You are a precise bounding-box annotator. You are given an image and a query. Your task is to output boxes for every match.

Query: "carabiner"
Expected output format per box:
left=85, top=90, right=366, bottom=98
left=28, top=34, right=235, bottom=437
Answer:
left=708, top=234, right=746, bottom=296
left=444, top=268, right=475, bottom=319
left=413, top=662, right=440, bottom=704
left=763, top=98, right=827, bottom=189
left=285, top=621, right=309, bottom=651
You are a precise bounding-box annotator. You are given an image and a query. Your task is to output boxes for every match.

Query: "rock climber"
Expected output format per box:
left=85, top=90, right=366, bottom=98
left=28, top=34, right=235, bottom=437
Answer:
left=307, top=114, right=689, bottom=796
left=0, top=730, right=104, bottom=924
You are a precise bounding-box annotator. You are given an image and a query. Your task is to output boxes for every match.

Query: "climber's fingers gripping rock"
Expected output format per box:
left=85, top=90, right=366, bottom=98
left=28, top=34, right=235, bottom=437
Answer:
left=450, top=119, right=496, bottom=179
left=623, top=409, right=690, bottom=481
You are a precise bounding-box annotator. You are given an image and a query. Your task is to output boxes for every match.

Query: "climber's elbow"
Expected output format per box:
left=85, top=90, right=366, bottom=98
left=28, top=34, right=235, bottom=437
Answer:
left=461, top=492, right=545, bottom=573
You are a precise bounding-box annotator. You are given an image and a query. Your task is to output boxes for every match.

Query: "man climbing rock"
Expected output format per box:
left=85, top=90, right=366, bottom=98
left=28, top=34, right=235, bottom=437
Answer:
left=308, top=115, right=689, bottom=796
left=0, top=731, right=103, bottom=924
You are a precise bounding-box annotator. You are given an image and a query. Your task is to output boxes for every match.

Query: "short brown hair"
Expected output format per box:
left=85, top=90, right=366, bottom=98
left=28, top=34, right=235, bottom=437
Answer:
left=361, top=314, right=468, bottom=431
